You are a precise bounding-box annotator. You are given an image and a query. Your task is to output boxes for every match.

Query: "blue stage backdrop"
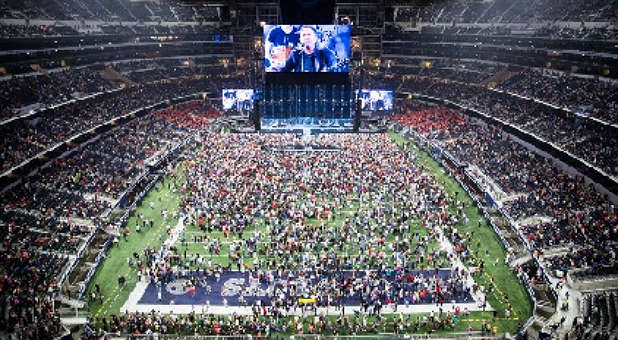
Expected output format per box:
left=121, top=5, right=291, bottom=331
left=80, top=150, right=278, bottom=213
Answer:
left=260, top=81, right=353, bottom=131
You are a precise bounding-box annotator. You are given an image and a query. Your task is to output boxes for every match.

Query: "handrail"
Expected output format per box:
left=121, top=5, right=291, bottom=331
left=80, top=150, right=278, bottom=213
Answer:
left=0, top=91, right=207, bottom=185
left=0, top=87, right=124, bottom=127
left=35, top=92, right=204, bottom=298
left=408, top=92, right=618, bottom=194
left=490, top=87, right=618, bottom=130
left=395, top=125, right=538, bottom=336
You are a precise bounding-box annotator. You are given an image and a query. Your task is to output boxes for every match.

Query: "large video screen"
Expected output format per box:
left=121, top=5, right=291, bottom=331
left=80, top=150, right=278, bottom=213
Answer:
left=356, top=90, right=393, bottom=111
left=264, top=25, right=350, bottom=73
left=222, top=89, right=254, bottom=111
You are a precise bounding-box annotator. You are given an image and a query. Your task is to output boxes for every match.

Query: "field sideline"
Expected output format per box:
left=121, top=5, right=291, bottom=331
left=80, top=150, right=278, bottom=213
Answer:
left=86, top=132, right=532, bottom=335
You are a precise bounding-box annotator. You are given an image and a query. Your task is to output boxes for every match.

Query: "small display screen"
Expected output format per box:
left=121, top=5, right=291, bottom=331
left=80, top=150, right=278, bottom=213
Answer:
left=222, top=89, right=254, bottom=111
left=356, top=90, right=393, bottom=111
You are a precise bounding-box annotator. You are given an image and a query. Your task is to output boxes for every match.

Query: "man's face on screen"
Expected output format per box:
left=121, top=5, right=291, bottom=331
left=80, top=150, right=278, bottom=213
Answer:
left=300, top=27, right=317, bottom=50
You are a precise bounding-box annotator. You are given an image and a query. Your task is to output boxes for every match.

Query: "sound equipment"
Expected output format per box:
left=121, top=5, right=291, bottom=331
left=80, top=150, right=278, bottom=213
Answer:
left=353, top=98, right=361, bottom=132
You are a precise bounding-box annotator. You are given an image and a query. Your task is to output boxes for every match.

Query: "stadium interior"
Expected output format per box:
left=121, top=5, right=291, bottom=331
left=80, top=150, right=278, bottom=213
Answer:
left=0, top=0, right=617, bottom=339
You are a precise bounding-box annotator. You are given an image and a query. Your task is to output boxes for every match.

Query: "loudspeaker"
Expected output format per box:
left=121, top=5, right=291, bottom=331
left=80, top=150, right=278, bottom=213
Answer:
left=353, top=99, right=361, bottom=132
left=252, top=100, right=261, bottom=131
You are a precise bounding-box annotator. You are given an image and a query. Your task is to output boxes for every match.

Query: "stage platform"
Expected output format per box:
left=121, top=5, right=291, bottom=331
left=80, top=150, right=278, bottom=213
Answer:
left=261, top=117, right=355, bottom=133
left=123, top=269, right=476, bottom=314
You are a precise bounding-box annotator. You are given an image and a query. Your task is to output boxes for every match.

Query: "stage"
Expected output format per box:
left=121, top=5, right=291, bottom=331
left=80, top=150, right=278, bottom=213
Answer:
left=120, top=269, right=490, bottom=316
left=261, top=117, right=355, bottom=133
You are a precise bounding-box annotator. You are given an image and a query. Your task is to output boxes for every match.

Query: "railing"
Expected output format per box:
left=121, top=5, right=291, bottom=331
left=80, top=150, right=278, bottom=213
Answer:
left=39, top=92, right=205, bottom=299
left=411, top=93, right=618, bottom=194
left=58, top=228, right=99, bottom=287
left=393, top=124, right=539, bottom=336
left=491, top=87, right=618, bottom=131
left=116, top=332, right=506, bottom=340
left=0, top=87, right=124, bottom=127
left=76, top=140, right=195, bottom=298
left=77, top=130, right=194, bottom=299
left=76, top=174, right=161, bottom=299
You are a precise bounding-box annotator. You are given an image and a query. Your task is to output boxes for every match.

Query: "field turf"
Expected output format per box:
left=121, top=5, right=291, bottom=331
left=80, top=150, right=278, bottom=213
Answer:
left=86, top=132, right=532, bottom=335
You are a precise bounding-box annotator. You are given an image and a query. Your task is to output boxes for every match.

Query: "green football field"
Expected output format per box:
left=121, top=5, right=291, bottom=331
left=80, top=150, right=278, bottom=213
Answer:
left=174, top=193, right=448, bottom=270
left=86, top=132, right=532, bottom=335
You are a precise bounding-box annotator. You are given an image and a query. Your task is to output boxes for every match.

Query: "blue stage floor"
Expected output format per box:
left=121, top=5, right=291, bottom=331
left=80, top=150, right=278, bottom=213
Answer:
left=137, top=270, right=474, bottom=306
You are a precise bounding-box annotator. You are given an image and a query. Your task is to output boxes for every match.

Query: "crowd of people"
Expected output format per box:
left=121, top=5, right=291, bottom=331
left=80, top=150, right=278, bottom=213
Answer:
left=0, top=210, right=92, bottom=256
left=2, top=100, right=220, bottom=218
left=0, top=22, right=233, bottom=40
left=0, top=210, right=92, bottom=339
left=1, top=0, right=615, bottom=32
left=386, top=58, right=500, bottom=85
left=419, top=25, right=513, bottom=37
left=80, top=132, right=504, bottom=336
left=499, top=70, right=618, bottom=125
left=394, top=105, right=617, bottom=277
left=546, top=245, right=618, bottom=278
left=0, top=78, right=212, bottom=173
left=568, top=291, right=618, bottom=340
left=1, top=177, right=111, bottom=219
left=0, top=0, right=227, bottom=23
left=87, top=305, right=483, bottom=337
left=417, top=23, right=617, bottom=40
left=533, top=25, right=617, bottom=40
left=154, top=101, right=221, bottom=131
left=399, top=77, right=618, bottom=178
left=95, top=24, right=231, bottom=37
left=0, top=68, right=114, bottom=121
left=0, top=24, right=78, bottom=38
left=126, top=64, right=222, bottom=84
left=0, top=57, right=226, bottom=123
left=416, top=0, right=615, bottom=24
left=46, top=104, right=209, bottom=200
left=110, top=56, right=221, bottom=74
left=4, top=88, right=588, bottom=338
left=1, top=40, right=231, bottom=77
left=0, top=247, right=64, bottom=340
left=0, top=100, right=221, bottom=340
left=171, top=133, right=461, bottom=275
left=417, top=63, right=498, bottom=84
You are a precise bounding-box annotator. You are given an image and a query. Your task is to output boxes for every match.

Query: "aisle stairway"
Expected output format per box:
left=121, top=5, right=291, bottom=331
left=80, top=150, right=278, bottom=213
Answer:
left=100, top=67, right=134, bottom=86
left=481, top=68, right=520, bottom=88
left=528, top=281, right=558, bottom=339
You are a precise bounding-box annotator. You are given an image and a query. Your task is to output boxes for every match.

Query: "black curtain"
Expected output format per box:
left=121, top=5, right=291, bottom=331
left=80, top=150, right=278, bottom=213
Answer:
left=280, top=0, right=335, bottom=24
